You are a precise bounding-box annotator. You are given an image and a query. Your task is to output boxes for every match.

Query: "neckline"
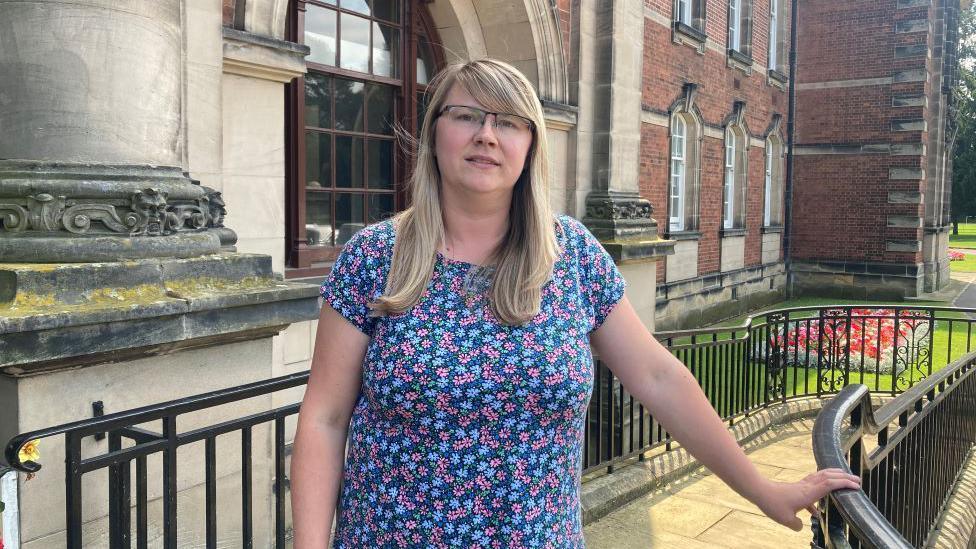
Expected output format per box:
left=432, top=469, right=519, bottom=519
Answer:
left=436, top=250, right=484, bottom=269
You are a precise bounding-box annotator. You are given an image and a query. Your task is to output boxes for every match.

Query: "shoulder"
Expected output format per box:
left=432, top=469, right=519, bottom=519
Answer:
left=340, top=219, right=397, bottom=260
left=555, top=214, right=603, bottom=257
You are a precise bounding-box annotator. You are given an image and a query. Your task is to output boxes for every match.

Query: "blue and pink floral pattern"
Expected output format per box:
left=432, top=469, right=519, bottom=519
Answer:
left=321, top=215, right=626, bottom=548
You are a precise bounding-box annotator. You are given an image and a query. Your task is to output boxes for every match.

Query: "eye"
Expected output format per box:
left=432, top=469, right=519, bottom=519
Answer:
left=497, top=118, right=519, bottom=130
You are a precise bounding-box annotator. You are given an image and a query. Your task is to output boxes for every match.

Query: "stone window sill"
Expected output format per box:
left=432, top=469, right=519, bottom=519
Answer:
left=665, top=230, right=702, bottom=241
left=767, top=69, right=788, bottom=90
left=720, top=227, right=747, bottom=237
left=727, top=49, right=753, bottom=75
left=761, top=225, right=785, bottom=234
left=672, top=21, right=707, bottom=53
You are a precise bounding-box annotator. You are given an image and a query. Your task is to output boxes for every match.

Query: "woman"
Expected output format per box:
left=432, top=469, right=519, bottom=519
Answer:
left=291, top=58, right=859, bottom=548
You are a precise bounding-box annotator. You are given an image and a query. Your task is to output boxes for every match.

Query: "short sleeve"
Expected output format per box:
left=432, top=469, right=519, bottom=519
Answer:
left=320, top=224, right=391, bottom=336
left=562, top=216, right=627, bottom=331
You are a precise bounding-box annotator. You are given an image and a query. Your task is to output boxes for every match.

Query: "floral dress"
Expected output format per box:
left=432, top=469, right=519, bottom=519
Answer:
left=321, top=215, right=626, bottom=548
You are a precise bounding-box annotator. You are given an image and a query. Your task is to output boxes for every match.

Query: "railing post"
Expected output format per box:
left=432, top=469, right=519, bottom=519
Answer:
left=65, top=431, right=83, bottom=549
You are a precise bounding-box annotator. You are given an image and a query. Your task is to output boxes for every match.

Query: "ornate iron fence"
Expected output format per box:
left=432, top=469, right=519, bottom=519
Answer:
left=583, top=304, right=976, bottom=473
left=811, top=351, right=976, bottom=548
left=4, top=304, right=976, bottom=546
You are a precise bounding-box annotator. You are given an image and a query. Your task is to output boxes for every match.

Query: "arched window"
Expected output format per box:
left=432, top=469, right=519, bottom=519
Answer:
left=764, top=136, right=784, bottom=226
left=670, top=116, right=686, bottom=231
left=723, top=123, right=747, bottom=230
left=286, top=0, right=444, bottom=274
left=668, top=106, right=702, bottom=233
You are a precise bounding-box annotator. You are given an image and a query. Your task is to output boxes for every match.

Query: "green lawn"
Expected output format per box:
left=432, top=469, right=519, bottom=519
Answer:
left=949, top=223, right=976, bottom=249
left=658, top=298, right=976, bottom=415
left=950, top=252, right=976, bottom=272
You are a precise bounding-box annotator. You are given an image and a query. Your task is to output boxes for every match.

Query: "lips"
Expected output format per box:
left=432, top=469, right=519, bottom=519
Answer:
left=465, top=155, right=500, bottom=166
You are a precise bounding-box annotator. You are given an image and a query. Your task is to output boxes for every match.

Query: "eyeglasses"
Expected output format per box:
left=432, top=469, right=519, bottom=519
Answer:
left=438, top=105, right=535, bottom=136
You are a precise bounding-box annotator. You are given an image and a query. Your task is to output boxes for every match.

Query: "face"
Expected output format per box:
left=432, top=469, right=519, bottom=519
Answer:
left=433, top=84, right=535, bottom=200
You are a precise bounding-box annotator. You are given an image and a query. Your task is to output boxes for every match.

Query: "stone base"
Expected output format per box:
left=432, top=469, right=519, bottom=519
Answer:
left=0, top=253, right=320, bottom=376
left=0, top=231, right=224, bottom=262
left=655, top=263, right=787, bottom=331
left=0, top=339, right=282, bottom=548
left=790, top=260, right=925, bottom=300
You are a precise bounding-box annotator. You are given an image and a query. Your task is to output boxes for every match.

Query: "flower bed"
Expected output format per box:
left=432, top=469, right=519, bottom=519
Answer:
left=767, top=309, right=930, bottom=375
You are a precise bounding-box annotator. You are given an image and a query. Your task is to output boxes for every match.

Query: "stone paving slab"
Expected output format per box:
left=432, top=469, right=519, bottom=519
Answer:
left=584, top=418, right=818, bottom=548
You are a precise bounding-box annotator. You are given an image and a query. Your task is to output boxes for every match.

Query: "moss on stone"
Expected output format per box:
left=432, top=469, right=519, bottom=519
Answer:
left=163, top=276, right=280, bottom=298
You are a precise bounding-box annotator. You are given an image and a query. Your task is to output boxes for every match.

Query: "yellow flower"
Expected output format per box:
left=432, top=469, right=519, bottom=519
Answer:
left=18, top=439, right=40, bottom=463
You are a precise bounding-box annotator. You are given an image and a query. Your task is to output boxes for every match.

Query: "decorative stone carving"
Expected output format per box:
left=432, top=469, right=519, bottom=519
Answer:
left=585, top=195, right=653, bottom=221
left=0, top=186, right=231, bottom=238
left=27, top=194, right=65, bottom=231
left=203, top=187, right=227, bottom=228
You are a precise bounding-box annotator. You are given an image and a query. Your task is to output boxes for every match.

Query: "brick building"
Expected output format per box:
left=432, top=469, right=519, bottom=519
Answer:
left=790, top=0, right=962, bottom=300
left=642, top=0, right=967, bottom=329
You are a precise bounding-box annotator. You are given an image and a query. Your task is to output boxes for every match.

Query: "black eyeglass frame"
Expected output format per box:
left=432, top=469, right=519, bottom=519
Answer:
left=436, top=104, right=536, bottom=132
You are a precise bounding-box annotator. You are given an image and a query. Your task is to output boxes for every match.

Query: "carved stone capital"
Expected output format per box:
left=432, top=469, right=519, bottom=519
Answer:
left=582, top=191, right=659, bottom=240
left=582, top=191, right=675, bottom=263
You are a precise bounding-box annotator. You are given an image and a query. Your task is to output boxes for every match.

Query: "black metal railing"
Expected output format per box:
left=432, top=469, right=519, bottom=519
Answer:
left=5, top=304, right=976, bottom=546
left=4, top=372, right=309, bottom=549
left=811, top=351, right=976, bottom=548
left=582, top=304, right=976, bottom=473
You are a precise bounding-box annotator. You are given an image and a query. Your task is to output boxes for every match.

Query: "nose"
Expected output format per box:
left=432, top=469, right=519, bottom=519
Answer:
left=473, top=114, right=499, bottom=145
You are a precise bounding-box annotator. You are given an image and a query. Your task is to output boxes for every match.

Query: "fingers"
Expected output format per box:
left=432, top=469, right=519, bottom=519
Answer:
left=788, top=514, right=803, bottom=531
left=806, top=503, right=822, bottom=521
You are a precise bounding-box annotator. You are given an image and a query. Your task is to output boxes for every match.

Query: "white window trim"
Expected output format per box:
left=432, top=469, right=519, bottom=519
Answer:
left=768, top=0, right=777, bottom=70
left=729, top=0, right=741, bottom=52
left=724, top=128, right=736, bottom=230
left=764, top=140, right=773, bottom=226
left=670, top=116, right=687, bottom=231
left=676, top=0, right=691, bottom=25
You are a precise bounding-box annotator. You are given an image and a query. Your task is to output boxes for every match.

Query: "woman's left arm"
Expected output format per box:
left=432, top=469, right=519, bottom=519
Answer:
left=590, top=296, right=861, bottom=531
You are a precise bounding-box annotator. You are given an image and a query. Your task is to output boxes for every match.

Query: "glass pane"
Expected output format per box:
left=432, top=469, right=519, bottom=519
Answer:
left=305, top=5, right=337, bottom=66
left=336, top=136, right=365, bottom=188
left=372, top=0, right=399, bottom=22
left=341, top=0, right=371, bottom=15
left=367, top=139, right=393, bottom=189
left=334, top=78, right=365, bottom=131
left=305, top=191, right=333, bottom=246
left=304, top=73, right=332, bottom=128
left=372, top=23, right=399, bottom=78
left=305, top=132, right=332, bottom=188
left=417, top=38, right=435, bottom=84
left=339, top=14, right=370, bottom=73
left=416, top=92, right=430, bottom=134
left=335, top=193, right=366, bottom=245
left=366, top=84, right=394, bottom=134
left=368, top=193, right=395, bottom=223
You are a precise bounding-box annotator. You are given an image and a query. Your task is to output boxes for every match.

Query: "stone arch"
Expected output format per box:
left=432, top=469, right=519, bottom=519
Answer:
left=242, top=0, right=290, bottom=39
left=427, top=0, right=568, bottom=103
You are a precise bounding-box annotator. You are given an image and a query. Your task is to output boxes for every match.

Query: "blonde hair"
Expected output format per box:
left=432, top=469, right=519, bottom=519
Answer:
left=369, top=59, right=559, bottom=325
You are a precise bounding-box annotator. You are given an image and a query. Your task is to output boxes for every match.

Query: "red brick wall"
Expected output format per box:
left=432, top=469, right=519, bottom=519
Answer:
left=791, top=0, right=929, bottom=265
left=640, top=1, right=789, bottom=278
left=223, top=0, right=236, bottom=27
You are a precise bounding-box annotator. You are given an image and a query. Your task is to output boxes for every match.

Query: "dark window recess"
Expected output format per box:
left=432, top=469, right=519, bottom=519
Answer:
left=285, top=0, right=445, bottom=274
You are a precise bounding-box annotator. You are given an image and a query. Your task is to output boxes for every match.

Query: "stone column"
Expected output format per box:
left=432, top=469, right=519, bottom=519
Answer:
left=575, top=0, right=673, bottom=327
left=0, top=0, right=233, bottom=262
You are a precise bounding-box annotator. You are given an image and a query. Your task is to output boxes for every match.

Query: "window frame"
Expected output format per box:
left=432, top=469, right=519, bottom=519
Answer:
left=285, top=0, right=444, bottom=277
left=670, top=115, right=687, bottom=231
left=723, top=128, right=736, bottom=230
left=728, top=0, right=741, bottom=52
left=722, top=122, right=748, bottom=232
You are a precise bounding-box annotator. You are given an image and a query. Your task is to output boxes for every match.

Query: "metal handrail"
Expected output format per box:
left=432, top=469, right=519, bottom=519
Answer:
left=812, top=350, right=976, bottom=547
left=3, top=371, right=310, bottom=473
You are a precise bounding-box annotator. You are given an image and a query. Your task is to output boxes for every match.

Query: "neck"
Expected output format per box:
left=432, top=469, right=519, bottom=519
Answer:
left=439, top=187, right=512, bottom=264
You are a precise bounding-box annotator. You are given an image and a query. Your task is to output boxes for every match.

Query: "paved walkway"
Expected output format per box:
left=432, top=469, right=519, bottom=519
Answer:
left=583, top=418, right=819, bottom=548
